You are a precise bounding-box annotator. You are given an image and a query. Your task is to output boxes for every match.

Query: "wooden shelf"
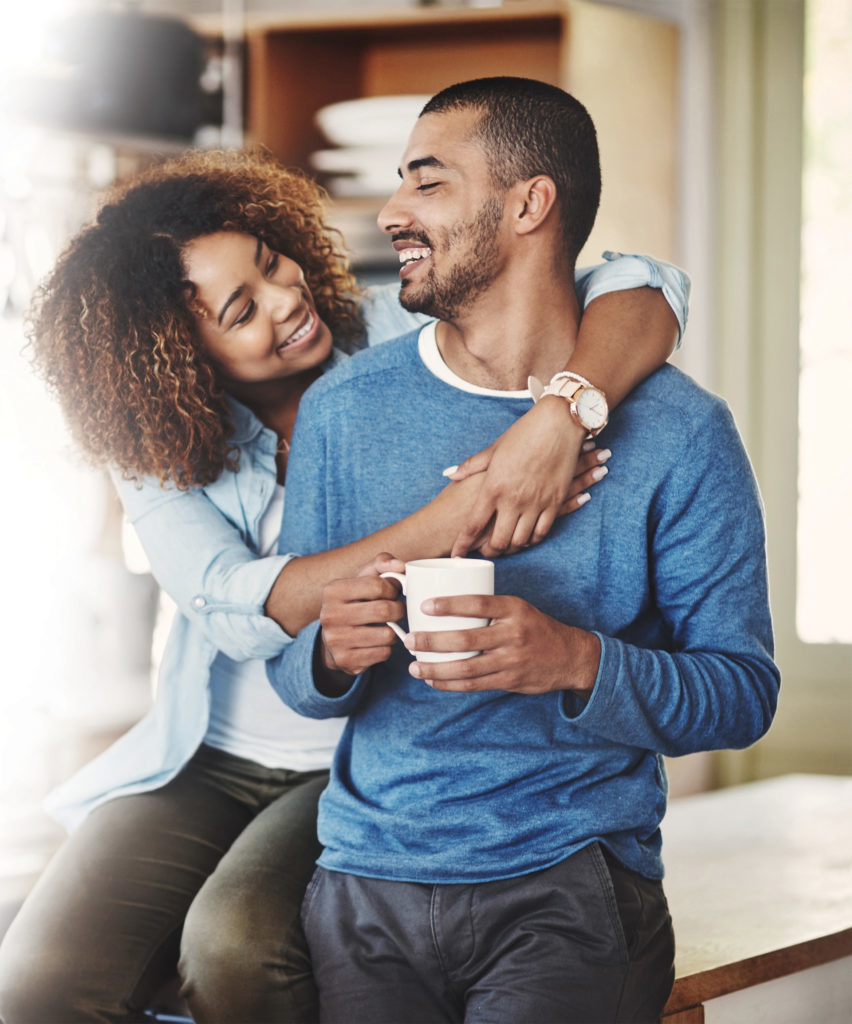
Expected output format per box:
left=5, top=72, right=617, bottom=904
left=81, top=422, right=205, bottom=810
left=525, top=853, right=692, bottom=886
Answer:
left=245, top=7, right=563, bottom=170
left=192, top=1, right=570, bottom=36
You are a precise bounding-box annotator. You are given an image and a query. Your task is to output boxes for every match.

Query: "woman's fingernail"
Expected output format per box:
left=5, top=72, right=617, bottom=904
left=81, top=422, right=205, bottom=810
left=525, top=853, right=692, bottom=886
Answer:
left=442, top=465, right=459, bottom=477
left=596, top=449, right=612, bottom=463
left=592, top=466, right=608, bottom=481
left=582, top=439, right=596, bottom=453
left=576, top=492, right=591, bottom=506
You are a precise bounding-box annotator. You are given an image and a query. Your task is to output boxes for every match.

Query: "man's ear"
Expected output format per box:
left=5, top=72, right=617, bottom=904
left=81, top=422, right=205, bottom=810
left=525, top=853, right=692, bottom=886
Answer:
left=511, top=175, right=558, bottom=235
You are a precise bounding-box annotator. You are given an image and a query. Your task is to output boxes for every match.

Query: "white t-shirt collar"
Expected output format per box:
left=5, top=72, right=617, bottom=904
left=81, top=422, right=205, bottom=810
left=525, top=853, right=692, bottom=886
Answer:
left=417, top=321, right=532, bottom=399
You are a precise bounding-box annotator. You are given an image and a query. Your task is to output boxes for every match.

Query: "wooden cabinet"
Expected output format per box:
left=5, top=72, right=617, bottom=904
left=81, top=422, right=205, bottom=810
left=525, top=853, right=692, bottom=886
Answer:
left=197, top=1, right=679, bottom=268
left=245, top=4, right=566, bottom=170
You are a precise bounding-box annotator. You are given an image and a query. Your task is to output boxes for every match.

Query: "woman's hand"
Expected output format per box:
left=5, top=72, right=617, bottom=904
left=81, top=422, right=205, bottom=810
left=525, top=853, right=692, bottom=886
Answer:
left=445, top=399, right=611, bottom=557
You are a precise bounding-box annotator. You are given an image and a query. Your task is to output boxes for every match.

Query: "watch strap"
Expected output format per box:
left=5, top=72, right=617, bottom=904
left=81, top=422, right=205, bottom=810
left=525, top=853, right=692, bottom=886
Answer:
left=528, top=372, right=608, bottom=437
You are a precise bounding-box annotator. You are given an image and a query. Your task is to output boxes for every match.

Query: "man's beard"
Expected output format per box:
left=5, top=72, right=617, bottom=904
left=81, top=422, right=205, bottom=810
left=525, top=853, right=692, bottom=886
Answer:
left=399, top=197, right=503, bottom=321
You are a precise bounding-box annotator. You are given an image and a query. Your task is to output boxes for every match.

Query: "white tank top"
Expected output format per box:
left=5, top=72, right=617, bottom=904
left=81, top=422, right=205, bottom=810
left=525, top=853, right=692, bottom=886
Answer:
left=204, top=484, right=345, bottom=770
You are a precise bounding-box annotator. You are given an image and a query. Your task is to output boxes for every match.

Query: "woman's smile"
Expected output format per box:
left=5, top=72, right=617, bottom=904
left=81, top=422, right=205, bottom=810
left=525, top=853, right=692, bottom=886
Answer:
left=277, top=309, right=319, bottom=354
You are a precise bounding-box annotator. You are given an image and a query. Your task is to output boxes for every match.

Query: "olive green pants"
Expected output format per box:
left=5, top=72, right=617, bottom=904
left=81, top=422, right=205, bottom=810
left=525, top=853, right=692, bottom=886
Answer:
left=0, top=745, right=327, bottom=1023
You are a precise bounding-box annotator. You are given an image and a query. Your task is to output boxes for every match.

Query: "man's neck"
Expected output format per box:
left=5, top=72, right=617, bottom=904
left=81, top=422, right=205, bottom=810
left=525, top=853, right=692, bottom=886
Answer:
left=433, top=267, right=581, bottom=391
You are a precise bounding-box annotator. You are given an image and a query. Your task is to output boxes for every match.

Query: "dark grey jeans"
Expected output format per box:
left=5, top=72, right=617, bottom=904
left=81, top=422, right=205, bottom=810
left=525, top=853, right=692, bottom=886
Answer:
left=303, top=844, right=674, bottom=1024
left=0, top=745, right=327, bottom=1024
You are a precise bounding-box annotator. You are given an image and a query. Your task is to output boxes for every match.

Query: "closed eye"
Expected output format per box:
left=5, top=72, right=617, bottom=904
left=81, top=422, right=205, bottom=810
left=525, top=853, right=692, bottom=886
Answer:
left=417, top=182, right=441, bottom=192
left=233, top=300, right=255, bottom=327
left=265, top=252, right=280, bottom=276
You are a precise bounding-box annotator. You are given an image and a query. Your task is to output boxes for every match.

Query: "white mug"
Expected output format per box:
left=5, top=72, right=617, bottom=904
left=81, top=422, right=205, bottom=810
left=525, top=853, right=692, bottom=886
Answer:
left=380, top=557, right=494, bottom=663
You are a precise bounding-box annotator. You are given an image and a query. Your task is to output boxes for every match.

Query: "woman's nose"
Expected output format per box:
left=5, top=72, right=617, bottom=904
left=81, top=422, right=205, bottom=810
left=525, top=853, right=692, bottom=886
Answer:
left=267, top=283, right=301, bottom=324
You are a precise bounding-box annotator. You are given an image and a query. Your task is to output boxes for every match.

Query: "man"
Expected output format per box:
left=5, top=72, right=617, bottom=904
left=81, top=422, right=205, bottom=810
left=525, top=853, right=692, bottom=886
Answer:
left=268, top=78, right=779, bottom=1023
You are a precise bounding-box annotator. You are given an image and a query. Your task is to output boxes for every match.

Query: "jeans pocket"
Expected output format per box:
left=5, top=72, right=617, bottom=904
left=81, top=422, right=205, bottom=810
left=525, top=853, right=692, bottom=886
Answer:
left=587, top=843, right=631, bottom=966
left=300, top=865, right=325, bottom=932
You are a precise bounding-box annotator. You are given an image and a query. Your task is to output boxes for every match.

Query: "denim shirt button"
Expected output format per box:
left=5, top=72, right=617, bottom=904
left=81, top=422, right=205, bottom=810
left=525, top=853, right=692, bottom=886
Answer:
left=192, top=595, right=207, bottom=609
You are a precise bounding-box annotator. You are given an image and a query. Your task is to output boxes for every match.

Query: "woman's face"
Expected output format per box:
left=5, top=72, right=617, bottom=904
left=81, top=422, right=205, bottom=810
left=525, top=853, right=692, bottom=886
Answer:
left=183, top=231, right=334, bottom=387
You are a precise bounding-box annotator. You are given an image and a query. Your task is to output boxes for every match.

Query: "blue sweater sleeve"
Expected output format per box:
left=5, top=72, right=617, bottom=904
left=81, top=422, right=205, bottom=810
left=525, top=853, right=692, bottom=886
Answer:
left=572, top=398, right=779, bottom=755
left=266, top=387, right=371, bottom=718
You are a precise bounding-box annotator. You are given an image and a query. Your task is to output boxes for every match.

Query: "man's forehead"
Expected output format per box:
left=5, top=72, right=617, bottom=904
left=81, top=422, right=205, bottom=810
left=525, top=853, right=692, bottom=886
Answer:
left=399, top=108, right=484, bottom=174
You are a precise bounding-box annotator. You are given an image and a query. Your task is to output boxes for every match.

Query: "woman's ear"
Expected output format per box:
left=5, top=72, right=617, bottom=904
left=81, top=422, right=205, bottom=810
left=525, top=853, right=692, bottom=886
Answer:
left=511, top=175, right=558, bottom=235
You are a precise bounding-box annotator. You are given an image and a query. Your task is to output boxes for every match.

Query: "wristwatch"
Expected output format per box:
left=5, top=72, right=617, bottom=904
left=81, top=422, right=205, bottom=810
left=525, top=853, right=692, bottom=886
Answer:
left=527, top=371, right=609, bottom=437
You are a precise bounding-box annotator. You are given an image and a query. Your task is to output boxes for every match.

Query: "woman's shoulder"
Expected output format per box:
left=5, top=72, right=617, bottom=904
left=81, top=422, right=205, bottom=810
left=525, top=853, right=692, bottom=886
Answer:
left=360, top=282, right=433, bottom=348
left=111, top=395, right=274, bottom=517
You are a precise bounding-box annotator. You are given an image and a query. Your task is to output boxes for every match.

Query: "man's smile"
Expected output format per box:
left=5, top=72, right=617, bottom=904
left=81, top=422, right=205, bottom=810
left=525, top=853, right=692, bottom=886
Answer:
left=392, top=237, right=434, bottom=278
left=397, top=246, right=432, bottom=266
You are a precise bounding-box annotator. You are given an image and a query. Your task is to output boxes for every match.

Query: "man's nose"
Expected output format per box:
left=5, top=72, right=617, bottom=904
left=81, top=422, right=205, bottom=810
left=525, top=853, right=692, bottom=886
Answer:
left=377, top=185, right=410, bottom=235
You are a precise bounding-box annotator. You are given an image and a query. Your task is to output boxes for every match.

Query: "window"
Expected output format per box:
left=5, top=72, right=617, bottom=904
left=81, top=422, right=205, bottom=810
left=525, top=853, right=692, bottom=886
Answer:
left=797, top=0, right=852, bottom=643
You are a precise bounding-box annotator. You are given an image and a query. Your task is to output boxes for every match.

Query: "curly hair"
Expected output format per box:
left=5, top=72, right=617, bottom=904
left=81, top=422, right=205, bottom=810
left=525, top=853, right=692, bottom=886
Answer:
left=27, top=149, right=363, bottom=488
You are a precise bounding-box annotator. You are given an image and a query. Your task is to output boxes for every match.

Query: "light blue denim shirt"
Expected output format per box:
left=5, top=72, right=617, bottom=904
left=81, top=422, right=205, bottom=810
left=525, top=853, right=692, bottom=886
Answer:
left=45, top=256, right=690, bottom=831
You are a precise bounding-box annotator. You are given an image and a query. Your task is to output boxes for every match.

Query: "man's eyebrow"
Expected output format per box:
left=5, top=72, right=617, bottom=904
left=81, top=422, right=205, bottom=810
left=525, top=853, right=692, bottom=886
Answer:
left=398, top=155, right=448, bottom=179
left=217, top=238, right=262, bottom=325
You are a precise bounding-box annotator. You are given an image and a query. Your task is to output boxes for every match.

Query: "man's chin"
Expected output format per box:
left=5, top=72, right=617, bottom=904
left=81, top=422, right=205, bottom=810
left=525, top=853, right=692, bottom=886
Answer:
left=398, top=284, right=434, bottom=317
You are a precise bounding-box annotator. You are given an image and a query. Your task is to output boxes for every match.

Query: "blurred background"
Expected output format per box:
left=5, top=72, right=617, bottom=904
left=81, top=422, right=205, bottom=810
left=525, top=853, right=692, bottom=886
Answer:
left=0, top=0, right=849, bottom=930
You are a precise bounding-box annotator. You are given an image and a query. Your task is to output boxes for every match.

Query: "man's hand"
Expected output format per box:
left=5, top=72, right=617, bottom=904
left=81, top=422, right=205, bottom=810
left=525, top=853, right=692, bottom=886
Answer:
left=446, top=397, right=605, bottom=557
left=317, top=553, right=406, bottom=685
left=403, top=593, right=601, bottom=697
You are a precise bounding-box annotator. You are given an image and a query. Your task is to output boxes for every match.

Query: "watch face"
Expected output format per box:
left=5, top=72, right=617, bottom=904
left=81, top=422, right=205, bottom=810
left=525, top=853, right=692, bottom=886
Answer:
left=575, top=387, right=608, bottom=430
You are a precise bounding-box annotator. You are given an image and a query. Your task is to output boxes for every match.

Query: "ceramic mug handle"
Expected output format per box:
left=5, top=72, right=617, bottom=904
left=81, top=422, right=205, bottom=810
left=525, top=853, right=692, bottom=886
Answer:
left=380, top=570, right=409, bottom=643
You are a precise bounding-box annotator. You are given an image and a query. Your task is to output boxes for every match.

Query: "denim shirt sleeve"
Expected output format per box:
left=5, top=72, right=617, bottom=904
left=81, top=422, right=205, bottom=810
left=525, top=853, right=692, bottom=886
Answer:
left=361, top=283, right=433, bottom=347
left=574, top=252, right=691, bottom=346
left=110, top=467, right=297, bottom=661
left=364, top=253, right=691, bottom=349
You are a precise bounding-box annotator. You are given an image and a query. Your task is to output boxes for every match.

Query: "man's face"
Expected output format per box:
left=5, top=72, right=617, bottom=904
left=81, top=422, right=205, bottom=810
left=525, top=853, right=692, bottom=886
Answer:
left=377, top=108, right=507, bottom=321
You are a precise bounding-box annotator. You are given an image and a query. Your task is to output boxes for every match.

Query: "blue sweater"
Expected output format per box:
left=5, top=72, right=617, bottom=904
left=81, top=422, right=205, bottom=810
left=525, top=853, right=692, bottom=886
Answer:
left=268, top=325, right=779, bottom=883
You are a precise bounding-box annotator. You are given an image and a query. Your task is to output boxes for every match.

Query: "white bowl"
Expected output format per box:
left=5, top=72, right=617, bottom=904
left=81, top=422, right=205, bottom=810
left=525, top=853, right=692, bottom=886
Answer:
left=309, top=147, right=400, bottom=175
left=315, top=94, right=431, bottom=148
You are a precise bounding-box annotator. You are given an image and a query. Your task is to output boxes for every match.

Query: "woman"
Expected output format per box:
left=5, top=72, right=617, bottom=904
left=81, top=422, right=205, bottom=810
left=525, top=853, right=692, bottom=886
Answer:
left=0, top=149, right=688, bottom=1023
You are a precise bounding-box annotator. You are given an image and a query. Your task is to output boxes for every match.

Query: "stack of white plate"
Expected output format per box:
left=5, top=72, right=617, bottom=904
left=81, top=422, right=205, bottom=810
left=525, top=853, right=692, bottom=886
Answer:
left=310, top=95, right=430, bottom=198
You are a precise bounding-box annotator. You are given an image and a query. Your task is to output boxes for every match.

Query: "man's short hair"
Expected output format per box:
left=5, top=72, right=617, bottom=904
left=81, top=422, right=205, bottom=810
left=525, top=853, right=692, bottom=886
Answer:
left=421, top=77, right=601, bottom=260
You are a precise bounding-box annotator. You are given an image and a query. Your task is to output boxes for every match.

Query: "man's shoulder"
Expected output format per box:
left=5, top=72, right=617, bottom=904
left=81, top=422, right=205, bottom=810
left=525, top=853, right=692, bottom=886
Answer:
left=313, top=330, right=421, bottom=398
left=613, top=365, right=747, bottom=476
left=629, top=364, right=732, bottom=430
